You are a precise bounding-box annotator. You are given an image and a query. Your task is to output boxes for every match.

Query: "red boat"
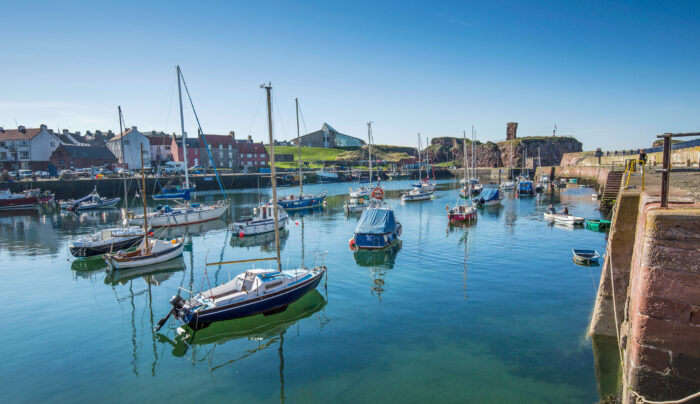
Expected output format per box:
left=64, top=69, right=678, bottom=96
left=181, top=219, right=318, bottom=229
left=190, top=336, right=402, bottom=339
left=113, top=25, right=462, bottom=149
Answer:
left=0, top=188, right=54, bottom=210
left=447, top=204, right=477, bottom=222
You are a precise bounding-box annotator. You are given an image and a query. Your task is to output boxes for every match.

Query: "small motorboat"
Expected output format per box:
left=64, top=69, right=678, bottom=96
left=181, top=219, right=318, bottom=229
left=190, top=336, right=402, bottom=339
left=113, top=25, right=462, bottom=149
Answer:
left=62, top=187, right=120, bottom=211
left=572, top=249, right=601, bottom=265
left=447, top=203, right=477, bottom=223
left=351, top=204, right=402, bottom=249
left=349, top=186, right=371, bottom=199
left=472, top=187, right=504, bottom=207
left=544, top=209, right=585, bottom=226
left=344, top=196, right=371, bottom=213
left=401, top=185, right=433, bottom=202
left=516, top=180, right=535, bottom=197
left=535, top=183, right=545, bottom=193
left=0, top=188, right=53, bottom=210
left=585, top=219, right=611, bottom=232
left=500, top=181, right=516, bottom=190
left=230, top=202, right=288, bottom=236
left=69, top=227, right=146, bottom=258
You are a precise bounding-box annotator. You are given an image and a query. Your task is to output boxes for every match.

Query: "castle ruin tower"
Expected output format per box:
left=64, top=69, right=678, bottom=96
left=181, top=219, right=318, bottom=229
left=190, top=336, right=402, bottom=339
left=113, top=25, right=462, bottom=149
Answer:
left=506, top=122, right=518, bottom=140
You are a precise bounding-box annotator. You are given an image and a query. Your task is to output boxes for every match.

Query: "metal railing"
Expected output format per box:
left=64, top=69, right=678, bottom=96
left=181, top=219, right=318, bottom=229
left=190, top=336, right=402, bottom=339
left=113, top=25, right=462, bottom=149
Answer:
left=657, top=132, right=700, bottom=208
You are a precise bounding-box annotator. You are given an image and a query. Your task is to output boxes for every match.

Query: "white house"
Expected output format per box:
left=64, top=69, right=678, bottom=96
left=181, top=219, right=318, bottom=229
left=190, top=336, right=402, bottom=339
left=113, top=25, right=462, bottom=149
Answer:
left=107, top=126, right=151, bottom=169
left=0, top=124, right=60, bottom=170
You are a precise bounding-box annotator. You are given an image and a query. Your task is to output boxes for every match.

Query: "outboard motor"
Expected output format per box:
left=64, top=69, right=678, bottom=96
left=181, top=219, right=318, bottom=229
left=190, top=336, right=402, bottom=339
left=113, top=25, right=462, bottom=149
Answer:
left=155, top=295, right=186, bottom=332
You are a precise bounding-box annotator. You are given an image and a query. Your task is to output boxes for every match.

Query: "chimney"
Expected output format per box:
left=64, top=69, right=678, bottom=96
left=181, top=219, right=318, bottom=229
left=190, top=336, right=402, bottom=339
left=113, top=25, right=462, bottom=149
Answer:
left=96, top=130, right=102, bottom=135
left=63, top=129, right=69, bottom=135
left=75, top=131, right=81, bottom=136
left=247, top=135, right=252, bottom=142
left=40, top=124, right=47, bottom=131
left=0, top=127, right=4, bottom=133
left=229, top=130, right=235, bottom=138
left=86, top=130, right=92, bottom=136
left=18, top=125, right=26, bottom=133
left=131, top=126, right=137, bottom=131
left=107, top=130, right=114, bottom=135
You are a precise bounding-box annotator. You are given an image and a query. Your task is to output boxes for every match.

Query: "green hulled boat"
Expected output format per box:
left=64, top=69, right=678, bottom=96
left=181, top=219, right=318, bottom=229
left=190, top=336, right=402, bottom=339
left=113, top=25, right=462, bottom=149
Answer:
left=586, top=219, right=611, bottom=232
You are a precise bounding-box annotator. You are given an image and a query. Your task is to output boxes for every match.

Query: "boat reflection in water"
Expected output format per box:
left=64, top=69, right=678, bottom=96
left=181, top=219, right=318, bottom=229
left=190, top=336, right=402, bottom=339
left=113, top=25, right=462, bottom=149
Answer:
left=158, top=219, right=227, bottom=239
left=71, top=257, right=109, bottom=280
left=230, top=228, right=289, bottom=251
left=352, top=242, right=401, bottom=301
left=104, top=256, right=185, bottom=286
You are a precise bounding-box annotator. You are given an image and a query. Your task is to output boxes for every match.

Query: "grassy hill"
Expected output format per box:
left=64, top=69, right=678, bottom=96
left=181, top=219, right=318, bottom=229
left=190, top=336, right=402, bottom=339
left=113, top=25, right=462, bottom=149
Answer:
left=336, top=145, right=415, bottom=162
left=265, top=146, right=345, bottom=162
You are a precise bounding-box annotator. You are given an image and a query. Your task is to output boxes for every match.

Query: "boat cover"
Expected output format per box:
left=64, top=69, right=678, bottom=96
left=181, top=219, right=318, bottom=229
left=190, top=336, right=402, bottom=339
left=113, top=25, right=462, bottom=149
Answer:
left=355, top=208, right=398, bottom=234
left=518, top=181, right=533, bottom=192
left=476, top=188, right=501, bottom=201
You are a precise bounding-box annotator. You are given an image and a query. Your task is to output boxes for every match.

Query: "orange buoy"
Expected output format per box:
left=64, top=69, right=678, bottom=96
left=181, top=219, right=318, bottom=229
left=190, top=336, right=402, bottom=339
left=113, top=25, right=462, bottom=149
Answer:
left=238, top=232, right=245, bottom=238
left=371, top=187, right=384, bottom=200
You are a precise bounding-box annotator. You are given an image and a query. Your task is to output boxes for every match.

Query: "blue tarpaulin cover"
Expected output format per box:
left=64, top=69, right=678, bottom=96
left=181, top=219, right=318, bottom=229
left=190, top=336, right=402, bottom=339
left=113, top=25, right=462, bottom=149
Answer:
left=355, top=208, right=399, bottom=234
left=518, top=181, right=533, bottom=191
left=476, top=187, right=501, bottom=201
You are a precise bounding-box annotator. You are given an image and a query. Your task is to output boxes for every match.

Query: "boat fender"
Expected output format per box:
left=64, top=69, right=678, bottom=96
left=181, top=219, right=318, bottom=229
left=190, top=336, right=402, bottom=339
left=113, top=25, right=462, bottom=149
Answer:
left=171, top=239, right=177, bottom=244
left=239, top=232, right=245, bottom=238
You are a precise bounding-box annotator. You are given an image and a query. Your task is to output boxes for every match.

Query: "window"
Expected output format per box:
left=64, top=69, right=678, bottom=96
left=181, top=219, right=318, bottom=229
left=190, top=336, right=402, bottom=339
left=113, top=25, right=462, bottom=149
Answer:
left=247, top=153, right=252, bottom=158
left=0, top=142, right=5, bottom=147
left=240, top=153, right=244, bottom=158
left=50, top=142, right=56, bottom=147
left=246, top=161, right=252, bottom=166
left=20, top=140, right=28, bottom=146
left=165, top=146, right=170, bottom=150
left=123, top=140, right=130, bottom=145
left=0, top=152, right=6, bottom=159
left=228, top=144, right=232, bottom=150
left=20, top=151, right=29, bottom=159
left=219, top=144, right=223, bottom=149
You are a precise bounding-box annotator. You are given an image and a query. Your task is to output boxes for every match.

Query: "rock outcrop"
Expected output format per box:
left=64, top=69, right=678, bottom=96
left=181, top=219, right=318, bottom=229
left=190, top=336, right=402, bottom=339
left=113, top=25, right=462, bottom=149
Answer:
left=426, top=136, right=582, bottom=167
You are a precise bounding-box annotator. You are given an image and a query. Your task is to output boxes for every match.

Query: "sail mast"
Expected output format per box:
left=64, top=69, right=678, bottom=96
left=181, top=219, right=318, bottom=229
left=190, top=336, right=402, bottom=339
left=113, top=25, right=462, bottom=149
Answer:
left=417, top=134, right=421, bottom=181
left=140, top=143, right=149, bottom=254
left=463, top=130, right=467, bottom=182
left=118, top=106, right=128, bottom=211
left=177, top=65, right=190, bottom=190
left=263, top=83, right=281, bottom=271
left=296, top=98, right=303, bottom=196
left=367, top=122, right=373, bottom=186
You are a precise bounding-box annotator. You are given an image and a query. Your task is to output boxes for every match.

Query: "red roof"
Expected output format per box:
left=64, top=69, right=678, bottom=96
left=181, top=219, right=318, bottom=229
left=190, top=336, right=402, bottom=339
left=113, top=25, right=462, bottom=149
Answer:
left=239, top=142, right=267, bottom=154
left=0, top=127, right=42, bottom=141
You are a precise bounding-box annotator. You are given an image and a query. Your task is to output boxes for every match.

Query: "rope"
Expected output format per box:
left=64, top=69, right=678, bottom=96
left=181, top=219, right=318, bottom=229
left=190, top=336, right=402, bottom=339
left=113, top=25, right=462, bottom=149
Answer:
left=607, top=252, right=700, bottom=404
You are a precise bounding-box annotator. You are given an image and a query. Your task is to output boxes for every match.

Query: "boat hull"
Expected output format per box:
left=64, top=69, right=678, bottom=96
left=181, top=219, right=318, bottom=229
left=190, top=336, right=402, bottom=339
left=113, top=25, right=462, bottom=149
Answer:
left=231, top=216, right=288, bottom=236
left=278, top=196, right=325, bottom=210
left=129, top=203, right=228, bottom=227
left=70, top=235, right=143, bottom=258
left=0, top=196, right=38, bottom=210
left=448, top=210, right=477, bottom=222
left=104, top=241, right=185, bottom=270
left=179, top=269, right=325, bottom=329
left=73, top=198, right=121, bottom=211
left=353, top=226, right=402, bottom=250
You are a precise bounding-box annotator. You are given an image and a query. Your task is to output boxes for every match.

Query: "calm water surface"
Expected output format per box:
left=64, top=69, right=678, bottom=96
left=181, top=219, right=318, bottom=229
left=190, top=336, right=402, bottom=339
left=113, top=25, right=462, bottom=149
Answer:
left=0, top=180, right=609, bottom=403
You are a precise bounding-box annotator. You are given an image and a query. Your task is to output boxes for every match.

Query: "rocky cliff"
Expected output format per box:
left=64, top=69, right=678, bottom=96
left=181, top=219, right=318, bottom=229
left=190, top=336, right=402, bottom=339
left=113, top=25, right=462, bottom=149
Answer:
left=427, top=136, right=582, bottom=167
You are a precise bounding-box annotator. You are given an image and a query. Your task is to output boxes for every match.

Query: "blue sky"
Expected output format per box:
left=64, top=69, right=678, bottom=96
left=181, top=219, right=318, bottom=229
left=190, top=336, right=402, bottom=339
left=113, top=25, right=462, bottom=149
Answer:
left=1, top=0, right=698, bottom=150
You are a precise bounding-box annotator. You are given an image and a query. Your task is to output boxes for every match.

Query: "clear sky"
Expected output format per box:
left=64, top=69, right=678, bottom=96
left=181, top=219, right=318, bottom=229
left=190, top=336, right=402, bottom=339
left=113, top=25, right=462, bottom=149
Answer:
left=1, top=0, right=699, bottom=150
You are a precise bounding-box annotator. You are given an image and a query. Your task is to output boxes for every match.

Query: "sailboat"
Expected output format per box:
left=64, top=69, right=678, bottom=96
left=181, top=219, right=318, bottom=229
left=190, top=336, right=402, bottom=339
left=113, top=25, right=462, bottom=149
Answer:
left=345, top=121, right=383, bottom=213
left=500, top=140, right=516, bottom=191
left=156, top=83, right=326, bottom=332
left=128, top=66, right=229, bottom=227
left=449, top=131, right=477, bottom=222
left=104, top=144, right=185, bottom=270
left=276, top=98, right=327, bottom=210
left=402, top=134, right=434, bottom=202
left=69, top=106, right=145, bottom=259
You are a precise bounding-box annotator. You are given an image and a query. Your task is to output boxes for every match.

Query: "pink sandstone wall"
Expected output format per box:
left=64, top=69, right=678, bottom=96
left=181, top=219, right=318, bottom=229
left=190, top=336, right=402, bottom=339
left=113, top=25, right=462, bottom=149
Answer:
left=622, top=195, right=700, bottom=402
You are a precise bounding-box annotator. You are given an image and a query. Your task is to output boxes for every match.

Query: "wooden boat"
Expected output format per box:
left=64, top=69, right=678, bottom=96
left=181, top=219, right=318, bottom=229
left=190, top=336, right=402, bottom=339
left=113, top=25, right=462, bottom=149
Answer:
left=103, top=143, right=184, bottom=270
left=572, top=249, right=601, bottom=265
left=585, top=219, right=611, bottom=232
left=157, top=83, right=326, bottom=332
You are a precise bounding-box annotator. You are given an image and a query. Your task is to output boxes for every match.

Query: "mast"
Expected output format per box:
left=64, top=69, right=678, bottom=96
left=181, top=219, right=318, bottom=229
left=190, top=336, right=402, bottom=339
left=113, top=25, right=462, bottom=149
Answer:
left=367, top=122, right=373, bottom=186
left=462, top=130, right=467, bottom=182
left=118, top=106, right=128, bottom=211
left=263, top=83, right=281, bottom=271
left=140, top=143, right=149, bottom=254
left=176, top=65, right=190, bottom=190
left=295, top=98, right=303, bottom=196
left=471, top=126, right=475, bottom=180
left=417, top=134, right=421, bottom=181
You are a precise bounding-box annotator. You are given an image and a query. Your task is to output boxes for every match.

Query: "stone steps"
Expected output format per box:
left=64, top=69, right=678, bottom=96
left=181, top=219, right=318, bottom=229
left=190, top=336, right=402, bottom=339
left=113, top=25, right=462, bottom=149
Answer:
left=602, top=172, right=624, bottom=201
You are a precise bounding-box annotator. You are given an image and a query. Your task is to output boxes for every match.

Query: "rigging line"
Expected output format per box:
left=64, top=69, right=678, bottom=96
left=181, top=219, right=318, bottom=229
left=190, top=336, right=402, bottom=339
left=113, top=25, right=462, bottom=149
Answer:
left=248, top=91, right=265, bottom=135
left=178, top=68, right=228, bottom=200
left=297, top=100, right=309, bottom=136
left=157, top=74, right=177, bottom=132
left=271, top=90, right=288, bottom=140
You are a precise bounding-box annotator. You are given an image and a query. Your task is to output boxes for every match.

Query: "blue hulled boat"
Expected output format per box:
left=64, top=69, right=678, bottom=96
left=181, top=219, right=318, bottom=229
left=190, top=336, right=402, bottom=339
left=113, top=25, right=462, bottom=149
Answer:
left=153, top=186, right=194, bottom=200
left=516, top=180, right=535, bottom=197
left=351, top=204, right=402, bottom=249
left=472, top=187, right=504, bottom=206
left=277, top=192, right=326, bottom=210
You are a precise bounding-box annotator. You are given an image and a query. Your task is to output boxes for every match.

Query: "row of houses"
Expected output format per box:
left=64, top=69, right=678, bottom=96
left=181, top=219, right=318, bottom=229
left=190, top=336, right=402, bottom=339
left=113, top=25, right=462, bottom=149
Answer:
left=0, top=125, right=270, bottom=172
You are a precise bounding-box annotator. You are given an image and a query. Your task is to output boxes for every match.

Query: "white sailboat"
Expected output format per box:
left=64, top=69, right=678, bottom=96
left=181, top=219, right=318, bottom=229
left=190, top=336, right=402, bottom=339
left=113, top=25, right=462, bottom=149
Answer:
left=402, top=134, right=434, bottom=202
left=128, top=66, right=228, bottom=228
left=157, top=83, right=326, bottom=332
left=345, top=122, right=383, bottom=212
left=104, top=143, right=185, bottom=270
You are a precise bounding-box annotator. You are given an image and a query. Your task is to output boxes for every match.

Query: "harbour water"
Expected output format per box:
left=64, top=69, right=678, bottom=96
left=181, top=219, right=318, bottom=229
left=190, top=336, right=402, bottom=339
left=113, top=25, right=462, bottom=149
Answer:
left=0, top=180, right=610, bottom=403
